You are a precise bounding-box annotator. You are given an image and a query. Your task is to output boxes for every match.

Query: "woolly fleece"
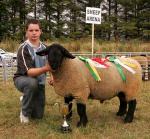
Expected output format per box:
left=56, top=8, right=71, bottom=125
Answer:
left=52, top=56, right=142, bottom=104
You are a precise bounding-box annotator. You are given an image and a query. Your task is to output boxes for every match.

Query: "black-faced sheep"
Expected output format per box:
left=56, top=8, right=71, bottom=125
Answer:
left=36, top=43, right=142, bottom=127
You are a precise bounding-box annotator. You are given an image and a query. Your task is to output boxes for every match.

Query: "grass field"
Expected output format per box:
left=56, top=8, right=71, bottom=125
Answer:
left=0, top=80, right=150, bottom=139
left=0, top=39, right=150, bottom=53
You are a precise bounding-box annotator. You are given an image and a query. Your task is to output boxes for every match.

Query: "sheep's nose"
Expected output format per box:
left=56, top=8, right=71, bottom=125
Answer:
left=51, top=64, right=58, bottom=70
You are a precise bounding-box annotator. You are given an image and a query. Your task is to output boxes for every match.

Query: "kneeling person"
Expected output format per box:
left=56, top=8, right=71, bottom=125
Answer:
left=13, top=19, right=51, bottom=123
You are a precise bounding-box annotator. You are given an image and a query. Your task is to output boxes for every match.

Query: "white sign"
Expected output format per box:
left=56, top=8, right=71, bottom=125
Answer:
left=86, top=7, right=101, bottom=24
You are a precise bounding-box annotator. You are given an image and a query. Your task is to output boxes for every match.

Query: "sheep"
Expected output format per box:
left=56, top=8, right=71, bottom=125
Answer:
left=36, top=43, right=142, bottom=127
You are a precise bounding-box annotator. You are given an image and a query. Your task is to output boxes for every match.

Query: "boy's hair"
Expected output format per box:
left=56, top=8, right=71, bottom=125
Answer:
left=26, top=19, right=41, bottom=30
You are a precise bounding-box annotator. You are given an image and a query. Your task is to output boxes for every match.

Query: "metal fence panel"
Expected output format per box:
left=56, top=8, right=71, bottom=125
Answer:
left=0, top=52, right=149, bottom=82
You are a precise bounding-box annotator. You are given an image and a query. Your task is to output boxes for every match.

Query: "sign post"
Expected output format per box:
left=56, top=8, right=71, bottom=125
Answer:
left=92, top=23, right=94, bottom=56
left=86, top=7, right=101, bottom=57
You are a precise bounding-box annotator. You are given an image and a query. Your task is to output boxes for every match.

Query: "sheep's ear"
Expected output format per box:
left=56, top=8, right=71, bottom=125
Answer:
left=61, top=47, right=75, bottom=59
left=36, top=47, right=50, bottom=56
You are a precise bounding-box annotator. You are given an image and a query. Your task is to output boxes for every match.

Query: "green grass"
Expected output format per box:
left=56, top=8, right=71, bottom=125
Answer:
left=0, top=80, right=150, bottom=139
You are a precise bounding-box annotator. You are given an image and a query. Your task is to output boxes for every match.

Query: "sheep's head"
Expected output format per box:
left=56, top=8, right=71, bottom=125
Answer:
left=36, top=43, right=75, bottom=70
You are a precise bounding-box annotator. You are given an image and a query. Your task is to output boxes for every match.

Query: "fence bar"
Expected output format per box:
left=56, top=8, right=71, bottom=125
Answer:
left=0, top=52, right=150, bottom=82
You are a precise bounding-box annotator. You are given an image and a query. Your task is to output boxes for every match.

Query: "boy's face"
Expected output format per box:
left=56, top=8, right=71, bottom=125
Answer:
left=26, top=24, right=42, bottom=42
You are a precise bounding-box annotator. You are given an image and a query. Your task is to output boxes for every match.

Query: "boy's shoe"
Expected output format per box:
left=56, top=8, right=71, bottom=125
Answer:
left=20, top=111, right=29, bottom=124
left=20, top=96, right=23, bottom=102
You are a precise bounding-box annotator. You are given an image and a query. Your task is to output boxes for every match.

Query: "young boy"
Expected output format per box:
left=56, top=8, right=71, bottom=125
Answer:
left=13, top=19, right=51, bottom=123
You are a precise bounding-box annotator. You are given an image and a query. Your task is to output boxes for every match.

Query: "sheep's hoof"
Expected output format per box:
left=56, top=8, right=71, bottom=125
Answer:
left=77, top=121, right=82, bottom=127
left=124, top=116, right=133, bottom=123
left=77, top=119, right=88, bottom=127
left=116, top=111, right=126, bottom=116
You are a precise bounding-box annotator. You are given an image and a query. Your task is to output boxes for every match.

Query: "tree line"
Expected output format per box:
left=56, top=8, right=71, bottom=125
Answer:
left=0, top=0, right=149, bottom=41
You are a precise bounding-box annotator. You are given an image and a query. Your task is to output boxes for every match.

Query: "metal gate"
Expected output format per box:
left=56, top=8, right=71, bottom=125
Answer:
left=0, top=52, right=149, bottom=82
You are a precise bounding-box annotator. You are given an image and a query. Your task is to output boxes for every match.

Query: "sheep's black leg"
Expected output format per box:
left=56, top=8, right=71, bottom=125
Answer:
left=64, top=96, right=73, bottom=120
left=124, top=99, right=136, bottom=123
left=77, top=103, right=88, bottom=127
left=116, top=92, right=127, bottom=116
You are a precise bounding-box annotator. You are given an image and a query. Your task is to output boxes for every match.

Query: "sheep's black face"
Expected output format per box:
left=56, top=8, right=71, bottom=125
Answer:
left=47, top=47, right=64, bottom=70
left=36, top=43, right=75, bottom=71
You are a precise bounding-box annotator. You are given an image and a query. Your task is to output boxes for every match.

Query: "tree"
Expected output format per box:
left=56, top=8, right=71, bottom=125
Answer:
left=0, top=0, right=149, bottom=41
left=0, top=1, right=10, bottom=40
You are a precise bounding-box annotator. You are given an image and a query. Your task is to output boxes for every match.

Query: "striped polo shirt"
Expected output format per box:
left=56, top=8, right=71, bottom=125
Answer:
left=14, top=40, right=47, bottom=84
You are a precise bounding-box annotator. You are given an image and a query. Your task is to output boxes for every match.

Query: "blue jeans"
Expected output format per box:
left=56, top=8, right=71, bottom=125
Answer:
left=14, top=76, right=45, bottom=119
